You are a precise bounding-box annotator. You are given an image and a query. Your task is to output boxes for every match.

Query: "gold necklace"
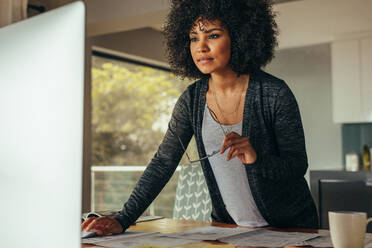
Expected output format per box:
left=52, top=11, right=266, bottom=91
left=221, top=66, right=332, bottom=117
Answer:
left=211, top=77, right=246, bottom=119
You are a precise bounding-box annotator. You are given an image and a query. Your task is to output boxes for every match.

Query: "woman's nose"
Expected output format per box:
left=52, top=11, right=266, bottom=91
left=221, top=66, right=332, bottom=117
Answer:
left=197, top=39, right=209, bottom=53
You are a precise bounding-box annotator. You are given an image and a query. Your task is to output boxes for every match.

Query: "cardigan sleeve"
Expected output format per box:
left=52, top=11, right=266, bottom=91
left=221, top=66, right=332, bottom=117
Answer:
left=250, top=83, right=308, bottom=181
left=114, top=90, right=194, bottom=231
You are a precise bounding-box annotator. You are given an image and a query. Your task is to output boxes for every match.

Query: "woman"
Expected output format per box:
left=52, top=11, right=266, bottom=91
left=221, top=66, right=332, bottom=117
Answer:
left=82, top=0, right=319, bottom=235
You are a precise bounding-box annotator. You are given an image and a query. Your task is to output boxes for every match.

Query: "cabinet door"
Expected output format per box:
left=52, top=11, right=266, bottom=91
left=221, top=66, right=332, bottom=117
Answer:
left=361, top=38, right=372, bottom=121
left=331, top=40, right=362, bottom=123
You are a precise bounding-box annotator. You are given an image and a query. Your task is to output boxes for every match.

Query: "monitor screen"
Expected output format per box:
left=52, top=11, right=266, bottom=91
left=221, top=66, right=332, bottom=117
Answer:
left=0, top=2, right=85, bottom=247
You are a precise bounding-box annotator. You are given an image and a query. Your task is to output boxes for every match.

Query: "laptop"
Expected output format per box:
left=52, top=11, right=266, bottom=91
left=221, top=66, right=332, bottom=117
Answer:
left=0, top=2, right=85, bottom=247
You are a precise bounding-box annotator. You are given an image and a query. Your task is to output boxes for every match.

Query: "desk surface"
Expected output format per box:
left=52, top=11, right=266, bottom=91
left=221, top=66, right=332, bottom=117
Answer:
left=83, top=218, right=329, bottom=248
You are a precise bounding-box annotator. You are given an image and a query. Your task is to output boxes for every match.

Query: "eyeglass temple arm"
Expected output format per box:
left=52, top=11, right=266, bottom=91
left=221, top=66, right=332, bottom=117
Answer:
left=169, top=122, right=193, bottom=162
left=176, top=135, right=192, bottom=161
left=207, top=106, right=228, bottom=136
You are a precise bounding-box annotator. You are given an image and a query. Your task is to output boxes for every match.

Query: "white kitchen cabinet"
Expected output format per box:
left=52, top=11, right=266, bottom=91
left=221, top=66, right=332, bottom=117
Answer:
left=361, top=38, right=372, bottom=121
left=332, top=37, right=372, bottom=123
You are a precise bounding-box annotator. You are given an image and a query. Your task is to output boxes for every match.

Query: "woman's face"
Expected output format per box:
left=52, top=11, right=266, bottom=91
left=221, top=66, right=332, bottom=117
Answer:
left=189, top=18, right=231, bottom=75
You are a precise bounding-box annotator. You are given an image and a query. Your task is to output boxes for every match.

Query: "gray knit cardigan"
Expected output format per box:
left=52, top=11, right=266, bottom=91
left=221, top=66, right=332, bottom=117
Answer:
left=114, top=70, right=319, bottom=231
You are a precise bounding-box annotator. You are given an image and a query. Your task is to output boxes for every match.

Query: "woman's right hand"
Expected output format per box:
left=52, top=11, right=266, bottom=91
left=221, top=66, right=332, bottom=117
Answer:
left=82, top=216, right=123, bottom=236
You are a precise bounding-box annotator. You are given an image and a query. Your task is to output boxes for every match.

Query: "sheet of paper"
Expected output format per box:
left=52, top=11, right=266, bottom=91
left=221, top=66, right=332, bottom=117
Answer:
left=290, top=233, right=332, bottom=247
left=94, top=233, right=198, bottom=248
left=219, top=229, right=320, bottom=247
left=364, top=233, right=372, bottom=246
left=366, top=242, right=372, bottom=248
left=165, top=226, right=257, bottom=241
left=82, top=230, right=157, bottom=244
left=292, top=232, right=372, bottom=248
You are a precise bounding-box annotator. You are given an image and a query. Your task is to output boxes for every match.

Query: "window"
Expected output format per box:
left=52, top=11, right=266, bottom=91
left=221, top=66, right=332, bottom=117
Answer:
left=91, top=51, right=195, bottom=217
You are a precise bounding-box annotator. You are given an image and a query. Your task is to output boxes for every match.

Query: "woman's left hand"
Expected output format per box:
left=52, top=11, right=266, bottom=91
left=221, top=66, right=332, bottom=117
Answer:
left=220, top=132, right=257, bottom=164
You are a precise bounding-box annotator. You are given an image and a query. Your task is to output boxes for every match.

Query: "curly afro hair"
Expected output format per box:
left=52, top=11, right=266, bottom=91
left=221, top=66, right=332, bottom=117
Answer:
left=163, top=0, right=278, bottom=79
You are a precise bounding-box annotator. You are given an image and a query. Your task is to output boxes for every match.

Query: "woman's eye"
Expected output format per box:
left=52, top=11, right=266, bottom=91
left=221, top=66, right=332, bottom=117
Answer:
left=209, top=34, right=220, bottom=39
left=190, top=37, right=197, bottom=42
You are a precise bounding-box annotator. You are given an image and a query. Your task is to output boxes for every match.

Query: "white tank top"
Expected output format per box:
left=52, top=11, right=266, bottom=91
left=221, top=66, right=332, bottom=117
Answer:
left=202, top=104, right=268, bottom=227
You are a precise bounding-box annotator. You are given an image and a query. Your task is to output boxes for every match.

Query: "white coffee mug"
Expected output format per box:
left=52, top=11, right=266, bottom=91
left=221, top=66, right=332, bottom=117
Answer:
left=329, top=211, right=372, bottom=248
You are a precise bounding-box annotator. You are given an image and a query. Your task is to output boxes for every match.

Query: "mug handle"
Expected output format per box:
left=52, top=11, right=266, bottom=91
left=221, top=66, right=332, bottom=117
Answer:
left=367, top=218, right=372, bottom=227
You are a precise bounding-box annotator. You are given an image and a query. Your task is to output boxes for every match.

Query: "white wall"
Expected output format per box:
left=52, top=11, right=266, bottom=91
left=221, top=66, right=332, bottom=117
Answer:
left=265, top=44, right=343, bottom=182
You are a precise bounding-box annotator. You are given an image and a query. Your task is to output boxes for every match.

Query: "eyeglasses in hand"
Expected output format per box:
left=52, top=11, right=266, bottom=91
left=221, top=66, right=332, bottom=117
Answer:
left=172, top=106, right=228, bottom=164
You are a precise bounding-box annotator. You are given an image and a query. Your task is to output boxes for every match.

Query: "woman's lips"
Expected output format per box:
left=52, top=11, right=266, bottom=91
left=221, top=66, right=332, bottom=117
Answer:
left=198, top=57, right=213, bottom=64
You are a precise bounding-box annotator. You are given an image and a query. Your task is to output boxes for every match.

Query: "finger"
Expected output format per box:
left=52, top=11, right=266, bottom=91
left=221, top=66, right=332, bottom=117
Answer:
left=82, top=217, right=96, bottom=230
left=227, top=144, right=239, bottom=161
left=230, top=139, right=248, bottom=148
left=227, top=143, right=246, bottom=160
left=220, top=138, right=229, bottom=154
left=85, top=219, right=98, bottom=232
left=233, top=145, right=257, bottom=164
left=229, top=147, right=243, bottom=161
left=227, top=140, right=253, bottom=160
left=221, top=137, right=247, bottom=154
left=226, top=146, right=234, bottom=161
left=220, top=136, right=238, bottom=154
left=95, top=216, right=110, bottom=225
left=86, top=218, right=107, bottom=232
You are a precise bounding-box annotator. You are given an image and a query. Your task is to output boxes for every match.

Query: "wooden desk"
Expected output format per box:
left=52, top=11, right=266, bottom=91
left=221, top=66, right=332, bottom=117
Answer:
left=83, top=218, right=329, bottom=248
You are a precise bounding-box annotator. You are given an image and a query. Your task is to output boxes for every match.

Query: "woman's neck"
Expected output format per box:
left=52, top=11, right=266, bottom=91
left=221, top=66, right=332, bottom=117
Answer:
left=206, top=70, right=249, bottom=125
left=209, top=70, right=249, bottom=95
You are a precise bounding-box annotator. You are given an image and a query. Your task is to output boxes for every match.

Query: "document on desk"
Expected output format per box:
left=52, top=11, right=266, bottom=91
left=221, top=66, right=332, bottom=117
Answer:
left=82, top=230, right=199, bottom=247
left=292, top=232, right=372, bottom=248
left=219, top=229, right=320, bottom=247
left=290, top=233, right=332, bottom=247
left=165, top=226, right=257, bottom=241
left=366, top=234, right=372, bottom=248
left=93, top=233, right=198, bottom=248
left=82, top=230, right=156, bottom=244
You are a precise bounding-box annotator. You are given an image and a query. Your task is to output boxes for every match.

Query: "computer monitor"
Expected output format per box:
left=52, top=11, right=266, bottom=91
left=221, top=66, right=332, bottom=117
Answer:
left=0, top=2, right=85, bottom=247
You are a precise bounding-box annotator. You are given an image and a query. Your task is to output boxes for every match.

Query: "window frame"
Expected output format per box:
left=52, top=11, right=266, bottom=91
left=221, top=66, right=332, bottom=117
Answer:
left=83, top=46, right=173, bottom=212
